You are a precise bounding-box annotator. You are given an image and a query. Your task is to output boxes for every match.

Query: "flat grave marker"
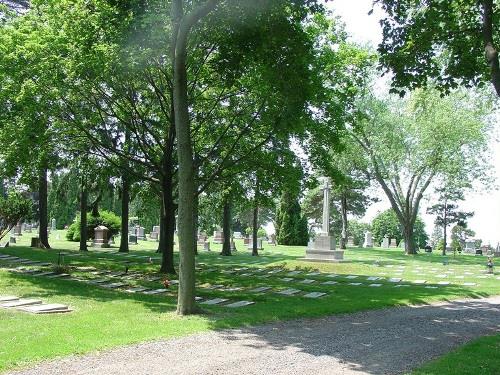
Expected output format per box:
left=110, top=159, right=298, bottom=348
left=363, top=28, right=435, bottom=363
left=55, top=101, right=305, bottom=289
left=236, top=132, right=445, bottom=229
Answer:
left=225, top=301, right=255, bottom=308
left=303, top=292, right=326, bottom=298
left=201, top=298, right=228, bottom=305
left=277, top=288, right=301, bottom=296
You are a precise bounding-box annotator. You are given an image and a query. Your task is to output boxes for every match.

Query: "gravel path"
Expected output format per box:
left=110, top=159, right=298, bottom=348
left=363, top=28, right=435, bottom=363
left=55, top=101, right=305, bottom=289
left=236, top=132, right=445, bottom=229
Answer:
left=9, top=297, right=500, bottom=375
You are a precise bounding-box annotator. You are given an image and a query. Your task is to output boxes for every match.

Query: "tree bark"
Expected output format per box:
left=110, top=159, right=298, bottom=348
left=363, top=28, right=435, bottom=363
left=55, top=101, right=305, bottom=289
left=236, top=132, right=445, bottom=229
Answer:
left=403, top=223, right=417, bottom=255
left=160, top=180, right=176, bottom=274
left=340, top=192, right=348, bottom=250
left=483, top=0, right=500, bottom=96
left=221, top=198, right=232, bottom=256
left=38, top=163, right=50, bottom=249
left=79, top=180, right=88, bottom=252
left=252, top=176, right=260, bottom=256
left=442, top=198, right=448, bottom=256
left=173, top=0, right=218, bottom=315
left=119, top=173, right=130, bottom=253
left=193, top=191, right=199, bottom=256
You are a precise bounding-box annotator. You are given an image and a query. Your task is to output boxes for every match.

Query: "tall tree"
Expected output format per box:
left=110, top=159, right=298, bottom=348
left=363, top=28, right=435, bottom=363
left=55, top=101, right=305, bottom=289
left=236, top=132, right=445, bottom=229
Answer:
left=352, top=89, right=491, bottom=254
left=427, top=187, right=474, bottom=255
left=376, top=0, right=500, bottom=96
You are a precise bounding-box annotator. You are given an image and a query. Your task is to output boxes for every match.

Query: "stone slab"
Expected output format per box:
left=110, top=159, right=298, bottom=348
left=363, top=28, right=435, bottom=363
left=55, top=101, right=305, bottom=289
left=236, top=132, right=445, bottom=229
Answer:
left=345, top=275, right=358, bottom=279
left=276, top=288, right=301, bottom=296
left=367, top=276, right=380, bottom=281
left=321, top=281, right=338, bottom=285
left=18, top=303, right=69, bottom=313
left=286, top=271, right=302, bottom=276
left=348, top=282, right=362, bottom=286
left=413, top=280, right=426, bottom=284
left=437, top=281, right=450, bottom=285
left=125, top=287, right=149, bottom=293
left=200, top=298, right=228, bottom=305
left=249, top=287, right=272, bottom=293
left=225, top=301, right=255, bottom=308
left=101, top=282, right=127, bottom=289
left=303, top=292, right=326, bottom=298
left=299, top=279, right=316, bottom=284
left=388, top=278, right=402, bottom=283
left=1, top=299, right=42, bottom=308
left=369, top=284, right=382, bottom=287
left=280, top=278, right=294, bottom=282
left=463, top=282, right=477, bottom=286
left=142, top=289, right=168, bottom=295
left=0, top=296, right=18, bottom=302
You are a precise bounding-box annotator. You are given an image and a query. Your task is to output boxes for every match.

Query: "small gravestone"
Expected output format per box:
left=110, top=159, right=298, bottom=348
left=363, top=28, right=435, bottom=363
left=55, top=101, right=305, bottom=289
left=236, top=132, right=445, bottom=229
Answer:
left=243, top=237, right=250, bottom=245
left=203, top=241, right=211, bottom=251
left=413, top=280, right=426, bottom=284
left=129, top=235, right=138, bottom=245
left=233, top=231, right=243, bottom=239
left=51, top=218, right=57, bottom=231
left=201, top=298, right=228, bottom=305
left=249, top=286, right=272, bottom=293
left=321, top=281, right=337, bottom=285
left=13, top=224, right=22, bottom=237
left=9, top=237, right=16, bottom=244
left=303, top=292, right=326, bottom=298
left=287, top=271, right=302, bottom=276
left=247, top=238, right=263, bottom=250
left=348, top=282, right=362, bottom=286
left=299, top=279, right=316, bottom=284
left=19, top=303, right=72, bottom=314
left=363, top=231, right=373, bottom=248
left=268, top=234, right=277, bottom=246
left=150, top=231, right=159, bottom=241
left=136, top=226, right=146, bottom=240
left=277, top=288, right=301, bottom=296
left=30, top=237, right=41, bottom=248
left=389, top=238, right=397, bottom=248
left=225, top=300, right=255, bottom=308
left=0, top=296, right=19, bottom=302
left=381, top=235, right=389, bottom=248
left=369, top=284, right=382, bottom=287
left=347, top=236, right=355, bottom=247
left=213, top=231, right=224, bottom=244
left=345, top=275, right=358, bottom=279
left=1, top=299, right=42, bottom=308
left=388, top=278, right=401, bottom=283
left=93, top=226, right=110, bottom=248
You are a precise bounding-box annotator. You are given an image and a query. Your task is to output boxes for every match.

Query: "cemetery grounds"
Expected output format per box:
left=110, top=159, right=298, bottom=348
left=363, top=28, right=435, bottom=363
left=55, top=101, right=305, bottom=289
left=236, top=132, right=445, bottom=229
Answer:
left=0, top=231, right=499, bottom=373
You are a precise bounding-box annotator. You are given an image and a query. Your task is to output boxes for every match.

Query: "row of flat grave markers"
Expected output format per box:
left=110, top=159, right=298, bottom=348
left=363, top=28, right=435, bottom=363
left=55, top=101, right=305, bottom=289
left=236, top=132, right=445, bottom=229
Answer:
left=0, top=295, right=72, bottom=314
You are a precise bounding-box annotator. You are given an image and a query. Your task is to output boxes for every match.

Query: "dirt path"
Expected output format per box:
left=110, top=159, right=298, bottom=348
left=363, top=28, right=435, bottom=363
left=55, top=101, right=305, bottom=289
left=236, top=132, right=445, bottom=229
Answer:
left=8, top=297, right=500, bottom=375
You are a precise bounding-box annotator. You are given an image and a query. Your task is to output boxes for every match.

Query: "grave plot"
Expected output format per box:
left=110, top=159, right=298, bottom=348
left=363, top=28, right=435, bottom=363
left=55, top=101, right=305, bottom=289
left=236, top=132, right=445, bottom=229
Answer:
left=0, top=296, right=72, bottom=314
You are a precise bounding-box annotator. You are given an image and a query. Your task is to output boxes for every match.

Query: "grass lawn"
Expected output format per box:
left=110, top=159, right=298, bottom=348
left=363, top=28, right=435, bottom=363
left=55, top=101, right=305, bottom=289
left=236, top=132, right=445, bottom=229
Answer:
left=0, top=231, right=499, bottom=373
left=410, top=334, right=500, bottom=375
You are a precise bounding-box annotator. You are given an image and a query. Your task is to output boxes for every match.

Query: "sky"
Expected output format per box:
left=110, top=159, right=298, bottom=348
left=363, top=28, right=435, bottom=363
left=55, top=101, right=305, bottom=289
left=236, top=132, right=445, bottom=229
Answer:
left=326, top=0, right=500, bottom=246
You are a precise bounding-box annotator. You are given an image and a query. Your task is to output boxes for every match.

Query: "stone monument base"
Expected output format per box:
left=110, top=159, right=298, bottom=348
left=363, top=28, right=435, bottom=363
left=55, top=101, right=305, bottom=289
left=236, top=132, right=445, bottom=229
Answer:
left=304, top=235, right=344, bottom=262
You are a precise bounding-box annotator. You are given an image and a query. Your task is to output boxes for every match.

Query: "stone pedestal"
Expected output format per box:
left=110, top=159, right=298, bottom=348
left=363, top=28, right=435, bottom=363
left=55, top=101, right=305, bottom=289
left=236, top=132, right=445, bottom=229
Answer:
left=213, top=231, right=224, bottom=244
left=363, top=231, right=373, bottom=248
left=305, top=234, right=344, bottom=262
left=93, top=226, right=110, bottom=248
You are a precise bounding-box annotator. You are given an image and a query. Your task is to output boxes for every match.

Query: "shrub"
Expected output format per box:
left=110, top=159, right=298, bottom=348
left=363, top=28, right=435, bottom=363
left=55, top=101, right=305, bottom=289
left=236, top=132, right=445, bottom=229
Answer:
left=66, top=210, right=121, bottom=242
left=257, top=228, right=267, bottom=238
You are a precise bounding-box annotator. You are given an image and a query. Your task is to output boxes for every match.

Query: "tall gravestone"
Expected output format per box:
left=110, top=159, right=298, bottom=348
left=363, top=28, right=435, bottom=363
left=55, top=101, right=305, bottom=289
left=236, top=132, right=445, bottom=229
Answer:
left=93, top=226, right=110, bottom=248
left=347, top=236, right=356, bottom=247
left=363, top=231, right=373, bottom=248
left=381, top=235, right=389, bottom=248
left=51, top=218, right=57, bottom=231
left=213, top=230, right=224, bottom=244
left=13, top=223, right=22, bottom=237
left=389, top=238, right=397, bottom=248
left=305, top=177, right=343, bottom=262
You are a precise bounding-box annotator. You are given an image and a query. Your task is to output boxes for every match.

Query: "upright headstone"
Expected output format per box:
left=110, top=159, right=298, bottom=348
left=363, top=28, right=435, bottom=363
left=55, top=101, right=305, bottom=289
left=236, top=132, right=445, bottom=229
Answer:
left=93, top=226, right=110, bottom=248
left=305, top=177, right=343, bottom=262
left=381, top=235, right=389, bottom=248
left=389, top=238, right=397, bottom=248
left=363, top=231, right=373, bottom=248
left=243, top=237, right=250, bottom=245
left=347, top=236, right=355, bottom=247
left=13, top=224, right=22, bottom=237
left=247, top=238, right=263, bottom=250
left=213, top=230, right=224, bottom=244
left=51, top=218, right=57, bottom=231
left=465, top=240, right=476, bottom=254
left=136, top=226, right=146, bottom=240
left=129, top=234, right=138, bottom=245
left=203, top=241, right=211, bottom=251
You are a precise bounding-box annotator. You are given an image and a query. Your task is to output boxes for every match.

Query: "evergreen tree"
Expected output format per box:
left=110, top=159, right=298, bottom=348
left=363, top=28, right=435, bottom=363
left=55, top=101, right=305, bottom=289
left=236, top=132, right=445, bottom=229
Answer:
left=276, top=190, right=308, bottom=246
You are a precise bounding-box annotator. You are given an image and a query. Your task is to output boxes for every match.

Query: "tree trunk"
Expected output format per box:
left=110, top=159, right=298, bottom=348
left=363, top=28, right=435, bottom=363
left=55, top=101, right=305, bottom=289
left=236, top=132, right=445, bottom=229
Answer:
left=221, top=198, right=232, bottom=256
left=38, top=163, right=50, bottom=249
left=442, top=198, right=448, bottom=256
left=482, top=0, right=500, bottom=96
left=173, top=0, right=217, bottom=315
left=160, top=178, right=176, bottom=274
left=193, top=189, right=199, bottom=256
left=79, top=182, right=88, bottom=252
left=119, top=173, right=130, bottom=253
left=252, top=177, right=259, bottom=256
left=157, top=206, right=166, bottom=254
left=403, top=224, right=416, bottom=255
left=340, top=192, right=348, bottom=250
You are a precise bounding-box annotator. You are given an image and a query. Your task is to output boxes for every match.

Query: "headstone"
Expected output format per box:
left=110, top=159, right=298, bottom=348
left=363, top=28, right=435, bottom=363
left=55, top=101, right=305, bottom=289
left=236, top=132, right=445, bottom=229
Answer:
left=247, top=238, right=263, bottom=250
left=128, top=234, right=138, bottom=245
left=464, top=240, right=476, bottom=254
left=303, top=292, right=326, bottom=298
left=203, top=241, right=211, bottom=251
left=51, top=218, right=57, bottom=231
left=93, top=226, right=110, bottom=248
left=19, top=303, right=71, bottom=314
left=243, top=237, right=250, bottom=245
left=347, top=236, right=355, bottom=247
left=200, top=298, right=228, bottom=305
left=1, top=299, right=42, bottom=308
left=150, top=231, right=159, bottom=241
left=30, top=237, right=41, bottom=248
left=9, top=236, right=16, bottom=244
left=225, top=301, right=255, bottom=308
left=389, top=238, right=397, bottom=248
left=13, top=223, right=22, bottom=237
left=305, top=177, right=343, bottom=262
left=363, top=231, right=373, bottom=248
left=197, top=233, right=208, bottom=244
left=136, top=226, right=146, bottom=240
left=233, top=231, right=243, bottom=239
left=230, top=238, right=237, bottom=252
left=381, top=235, right=389, bottom=248
left=24, top=224, right=32, bottom=233
left=213, top=231, right=224, bottom=244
